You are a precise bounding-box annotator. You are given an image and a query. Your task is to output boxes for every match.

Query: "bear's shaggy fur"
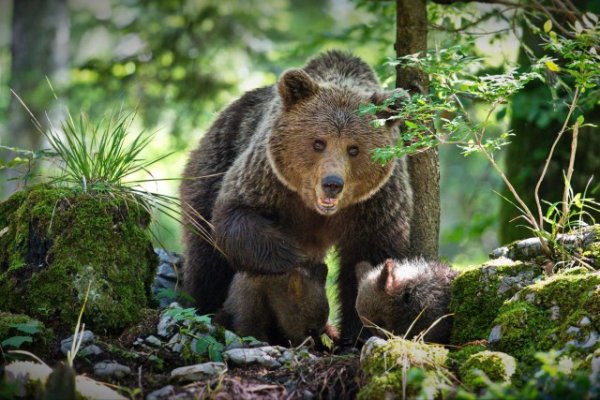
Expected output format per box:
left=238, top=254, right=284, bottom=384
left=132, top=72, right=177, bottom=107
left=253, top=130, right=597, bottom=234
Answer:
left=355, top=258, right=457, bottom=344
left=214, top=265, right=329, bottom=346
left=180, top=50, right=413, bottom=343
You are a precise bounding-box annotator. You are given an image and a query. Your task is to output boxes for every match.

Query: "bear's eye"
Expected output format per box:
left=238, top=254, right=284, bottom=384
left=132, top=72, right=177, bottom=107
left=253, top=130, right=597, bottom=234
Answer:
left=347, top=146, right=359, bottom=157
left=313, top=139, right=326, bottom=152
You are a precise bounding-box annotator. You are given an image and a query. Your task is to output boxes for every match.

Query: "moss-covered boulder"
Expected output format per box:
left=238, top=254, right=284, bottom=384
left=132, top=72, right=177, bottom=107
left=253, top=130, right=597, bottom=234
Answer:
left=489, top=269, right=600, bottom=367
left=450, top=258, right=543, bottom=344
left=0, top=186, right=157, bottom=332
left=358, top=337, right=453, bottom=399
left=459, top=350, right=517, bottom=390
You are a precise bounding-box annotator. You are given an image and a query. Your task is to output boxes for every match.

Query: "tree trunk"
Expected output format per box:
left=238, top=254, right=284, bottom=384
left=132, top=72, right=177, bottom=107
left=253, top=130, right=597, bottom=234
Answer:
left=395, top=0, right=440, bottom=258
left=1, top=0, right=69, bottom=199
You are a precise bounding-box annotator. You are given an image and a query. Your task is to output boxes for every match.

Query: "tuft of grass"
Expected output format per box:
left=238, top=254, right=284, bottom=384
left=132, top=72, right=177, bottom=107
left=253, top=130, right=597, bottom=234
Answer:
left=45, top=110, right=171, bottom=192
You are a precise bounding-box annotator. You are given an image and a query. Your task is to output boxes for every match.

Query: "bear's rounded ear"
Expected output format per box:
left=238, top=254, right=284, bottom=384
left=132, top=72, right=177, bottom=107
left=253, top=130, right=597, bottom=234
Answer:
left=278, top=69, right=319, bottom=110
left=288, top=270, right=305, bottom=300
left=379, top=259, right=398, bottom=294
left=369, top=88, right=410, bottom=127
left=355, top=261, right=373, bottom=282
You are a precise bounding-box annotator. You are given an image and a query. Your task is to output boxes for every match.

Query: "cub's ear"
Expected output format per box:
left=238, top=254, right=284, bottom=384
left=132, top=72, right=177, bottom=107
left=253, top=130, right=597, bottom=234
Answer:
left=355, top=261, right=373, bottom=282
left=288, top=270, right=305, bottom=300
left=369, top=88, right=410, bottom=127
left=379, top=259, right=399, bottom=294
left=278, top=69, right=319, bottom=110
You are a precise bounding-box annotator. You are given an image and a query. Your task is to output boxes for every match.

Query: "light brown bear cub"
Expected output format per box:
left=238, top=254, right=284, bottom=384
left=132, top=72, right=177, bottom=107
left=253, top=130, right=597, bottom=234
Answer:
left=355, top=258, right=458, bottom=344
left=214, top=266, right=330, bottom=346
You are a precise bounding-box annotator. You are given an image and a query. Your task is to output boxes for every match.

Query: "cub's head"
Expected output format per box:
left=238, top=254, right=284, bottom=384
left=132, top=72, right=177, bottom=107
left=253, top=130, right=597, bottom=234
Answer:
left=355, top=259, right=456, bottom=343
left=269, top=266, right=329, bottom=346
left=267, top=69, right=406, bottom=216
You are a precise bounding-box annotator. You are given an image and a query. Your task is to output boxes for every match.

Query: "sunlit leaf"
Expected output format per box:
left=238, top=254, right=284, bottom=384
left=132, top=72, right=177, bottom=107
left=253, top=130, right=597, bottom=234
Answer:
left=545, top=60, right=561, bottom=72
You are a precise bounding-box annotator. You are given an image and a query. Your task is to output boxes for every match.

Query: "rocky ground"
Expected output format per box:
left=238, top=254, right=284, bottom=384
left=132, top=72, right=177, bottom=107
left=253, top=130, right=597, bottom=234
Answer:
left=3, top=225, right=600, bottom=399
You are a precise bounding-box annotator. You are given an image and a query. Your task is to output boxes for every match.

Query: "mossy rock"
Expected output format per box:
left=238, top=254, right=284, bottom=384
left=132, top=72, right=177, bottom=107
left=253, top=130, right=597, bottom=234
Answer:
left=0, top=186, right=157, bottom=332
left=450, top=258, right=543, bottom=344
left=489, top=269, right=600, bottom=368
left=459, top=350, right=517, bottom=390
left=358, top=337, right=453, bottom=399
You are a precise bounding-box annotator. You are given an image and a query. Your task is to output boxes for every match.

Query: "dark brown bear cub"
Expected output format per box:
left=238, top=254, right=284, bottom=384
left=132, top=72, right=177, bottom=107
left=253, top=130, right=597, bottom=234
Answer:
left=355, top=258, right=458, bottom=344
left=214, top=266, right=329, bottom=346
left=180, top=50, right=413, bottom=344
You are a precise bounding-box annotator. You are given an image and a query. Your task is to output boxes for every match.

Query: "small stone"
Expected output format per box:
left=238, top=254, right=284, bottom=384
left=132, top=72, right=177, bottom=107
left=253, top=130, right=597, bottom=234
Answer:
left=550, top=306, right=561, bottom=321
left=524, top=293, right=536, bottom=303
left=580, top=316, right=592, bottom=327
left=566, top=326, right=580, bottom=335
left=93, top=361, right=131, bottom=379
left=224, top=330, right=244, bottom=350
left=170, top=362, right=227, bottom=382
left=488, top=325, right=502, bottom=344
left=360, top=336, right=388, bottom=363
left=60, top=330, right=95, bottom=355
left=78, top=344, right=103, bottom=358
left=145, top=335, right=163, bottom=347
left=580, top=331, right=598, bottom=349
left=223, top=346, right=284, bottom=369
left=146, top=385, right=175, bottom=400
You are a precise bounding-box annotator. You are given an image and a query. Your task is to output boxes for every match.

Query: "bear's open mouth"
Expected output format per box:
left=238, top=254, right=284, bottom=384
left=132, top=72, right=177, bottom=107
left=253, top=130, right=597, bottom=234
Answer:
left=317, top=197, right=338, bottom=213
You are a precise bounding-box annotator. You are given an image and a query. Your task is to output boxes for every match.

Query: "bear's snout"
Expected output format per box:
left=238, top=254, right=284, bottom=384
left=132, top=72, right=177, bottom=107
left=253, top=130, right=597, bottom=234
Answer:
left=321, top=175, right=344, bottom=198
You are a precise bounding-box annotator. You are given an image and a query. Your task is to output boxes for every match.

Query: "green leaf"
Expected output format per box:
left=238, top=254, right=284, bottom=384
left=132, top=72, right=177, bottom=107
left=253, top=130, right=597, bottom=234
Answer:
left=543, top=20, right=552, bottom=33
left=545, top=60, right=561, bottom=72
left=10, top=321, right=42, bottom=335
left=576, top=115, right=585, bottom=125
left=2, top=336, right=33, bottom=348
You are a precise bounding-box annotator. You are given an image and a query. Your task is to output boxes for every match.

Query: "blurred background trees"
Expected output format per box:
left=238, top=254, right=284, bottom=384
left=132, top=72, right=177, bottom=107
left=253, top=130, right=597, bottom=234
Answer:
left=0, top=0, right=598, bottom=264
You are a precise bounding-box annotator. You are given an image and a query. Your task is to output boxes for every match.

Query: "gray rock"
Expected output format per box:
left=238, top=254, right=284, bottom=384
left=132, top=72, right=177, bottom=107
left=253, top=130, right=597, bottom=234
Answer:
left=93, top=361, right=131, bottom=379
left=550, top=306, right=561, bottom=321
left=223, top=346, right=284, bottom=369
left=566, top=326, right=581, bottom=335
left=145, top=335, right=163, bottom=347
left=566, top=331, right=599, bottom=349
left=488, top=325, right=502, bottom=344
left=60, top=330, right=95, bottom=355
left=146, top=385, right=175, bottom=400
left=360, top=336, right=388, bottom=363
left=78, top=344, right=103, bottom=358
left=580, top=316, right=592, bottom=327
left=524, top=293, right=536, bottom=303
left=170, top=362, right=227, bottom=382
left=224, top=330, right=245, bottom=350
left=157, top=306, right=181, bottom=338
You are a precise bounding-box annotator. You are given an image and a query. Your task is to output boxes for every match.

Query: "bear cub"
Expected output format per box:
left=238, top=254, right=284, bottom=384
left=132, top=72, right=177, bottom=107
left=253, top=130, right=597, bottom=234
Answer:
left=214, top=265, right=330, bottom=347
left=355, top=258, right=458, bottom=344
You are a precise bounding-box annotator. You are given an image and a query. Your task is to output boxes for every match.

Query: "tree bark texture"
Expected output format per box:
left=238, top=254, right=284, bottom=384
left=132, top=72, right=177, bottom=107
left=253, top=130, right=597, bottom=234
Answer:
left=1, top=0, right=69, bottom=199
left=396, top=0, right=441, bottom=258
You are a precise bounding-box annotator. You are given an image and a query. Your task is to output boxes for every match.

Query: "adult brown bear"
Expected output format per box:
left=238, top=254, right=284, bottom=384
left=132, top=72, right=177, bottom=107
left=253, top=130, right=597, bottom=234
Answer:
left=180, top=50, right=412, bottom=345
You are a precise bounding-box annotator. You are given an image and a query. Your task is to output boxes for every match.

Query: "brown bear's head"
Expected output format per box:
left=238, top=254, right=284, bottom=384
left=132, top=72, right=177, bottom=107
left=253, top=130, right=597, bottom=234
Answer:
left=267, top=69, right=405, bottom=216
left=268, top=265, right=329, bottom=346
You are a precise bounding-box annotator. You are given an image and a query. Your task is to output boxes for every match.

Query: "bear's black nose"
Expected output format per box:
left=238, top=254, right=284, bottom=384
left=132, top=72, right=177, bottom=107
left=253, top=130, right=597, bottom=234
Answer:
left=322, top=175, right=344, bottom=197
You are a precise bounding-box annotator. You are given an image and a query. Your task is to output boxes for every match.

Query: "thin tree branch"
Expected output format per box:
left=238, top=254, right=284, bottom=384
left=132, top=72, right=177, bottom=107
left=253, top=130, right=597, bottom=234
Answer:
left=534, top=86, right=580, bottom=231
left=558, top=121, right=579, bottom=229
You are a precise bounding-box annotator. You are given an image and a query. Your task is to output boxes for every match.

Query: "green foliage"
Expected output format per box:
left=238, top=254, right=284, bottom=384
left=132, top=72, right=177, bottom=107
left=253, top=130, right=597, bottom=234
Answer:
left=1, top=320, right=43, bottom=350
left=44, top=110, right=171, bottom=191
left=456, top=350, right=599, bottom=399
